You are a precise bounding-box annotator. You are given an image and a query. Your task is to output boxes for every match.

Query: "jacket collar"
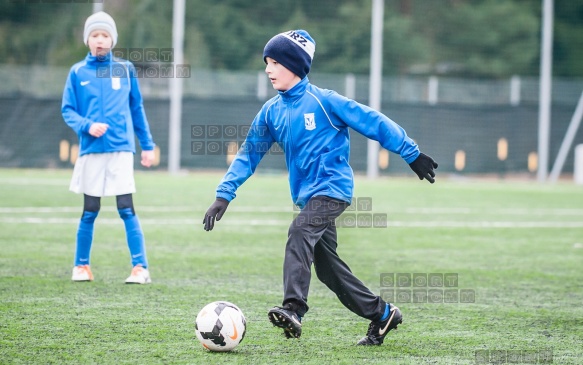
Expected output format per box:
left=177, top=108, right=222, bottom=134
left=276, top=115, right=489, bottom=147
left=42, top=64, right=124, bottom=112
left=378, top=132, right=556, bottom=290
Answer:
left=85, top=51, right=112, bottom=64
left=279, top=77, right=309, bottom=102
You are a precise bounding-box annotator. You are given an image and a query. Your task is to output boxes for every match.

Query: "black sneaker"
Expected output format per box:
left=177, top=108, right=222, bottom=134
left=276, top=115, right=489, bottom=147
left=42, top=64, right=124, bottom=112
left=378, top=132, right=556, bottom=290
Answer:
left=357, top=305, right=402, bottom=345
left=268, top=304, right=302, bottom=339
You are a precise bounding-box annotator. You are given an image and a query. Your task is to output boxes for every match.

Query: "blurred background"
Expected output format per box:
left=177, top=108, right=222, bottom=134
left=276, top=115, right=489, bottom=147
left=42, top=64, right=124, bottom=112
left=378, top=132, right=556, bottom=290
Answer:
left=0, top=0, right=582, bottom=180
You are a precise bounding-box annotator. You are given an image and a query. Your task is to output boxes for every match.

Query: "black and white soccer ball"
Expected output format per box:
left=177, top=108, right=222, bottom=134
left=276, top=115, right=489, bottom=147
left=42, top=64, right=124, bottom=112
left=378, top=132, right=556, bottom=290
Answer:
left=195, top=301, right=246, bottom=352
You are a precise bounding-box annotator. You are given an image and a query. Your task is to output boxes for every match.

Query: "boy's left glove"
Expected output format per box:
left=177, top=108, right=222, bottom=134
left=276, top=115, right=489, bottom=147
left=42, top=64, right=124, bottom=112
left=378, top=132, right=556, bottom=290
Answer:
left=409, top=153, right=438, bottom=183
left=203, top=198, right=230, bottom=231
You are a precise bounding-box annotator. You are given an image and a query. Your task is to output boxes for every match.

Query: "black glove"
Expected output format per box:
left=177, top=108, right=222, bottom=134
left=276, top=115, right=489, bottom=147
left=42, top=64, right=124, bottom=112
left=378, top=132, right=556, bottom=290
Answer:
left=203, top=198, right=229, bottom=231
left=408, top=153, right=438, bottom=183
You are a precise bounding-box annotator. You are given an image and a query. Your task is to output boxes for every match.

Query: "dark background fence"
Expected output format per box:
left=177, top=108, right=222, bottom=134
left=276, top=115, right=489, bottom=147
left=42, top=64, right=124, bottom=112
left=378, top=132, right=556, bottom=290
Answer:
left=2, top=95, right=580, bottom=176
left=2, top=0, right=583, bottom=178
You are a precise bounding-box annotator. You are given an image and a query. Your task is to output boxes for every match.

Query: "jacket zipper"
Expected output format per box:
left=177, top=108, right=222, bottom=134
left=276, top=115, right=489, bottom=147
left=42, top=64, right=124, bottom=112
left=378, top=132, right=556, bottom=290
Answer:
left=100, top=61, right=106, bottom=150
left=286, top=99, right=306, bottom=177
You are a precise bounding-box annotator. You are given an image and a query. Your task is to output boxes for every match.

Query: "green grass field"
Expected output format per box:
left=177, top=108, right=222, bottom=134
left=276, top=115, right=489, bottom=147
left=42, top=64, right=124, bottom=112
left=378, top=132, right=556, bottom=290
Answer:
left=1, top=168, right=582, bottom=365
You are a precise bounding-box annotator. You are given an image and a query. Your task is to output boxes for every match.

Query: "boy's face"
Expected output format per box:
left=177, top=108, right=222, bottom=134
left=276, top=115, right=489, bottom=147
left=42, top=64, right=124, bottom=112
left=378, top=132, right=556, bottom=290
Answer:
left=265, top=57, right=301, bottom=91
left=88, top=30, right=113, bottom=57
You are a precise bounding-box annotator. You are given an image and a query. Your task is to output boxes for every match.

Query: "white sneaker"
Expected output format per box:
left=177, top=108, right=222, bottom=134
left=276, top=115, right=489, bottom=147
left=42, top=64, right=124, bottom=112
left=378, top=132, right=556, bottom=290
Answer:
left=72, top=265, right=93, bottom=282
left=125, top=265, right=151, bottom=284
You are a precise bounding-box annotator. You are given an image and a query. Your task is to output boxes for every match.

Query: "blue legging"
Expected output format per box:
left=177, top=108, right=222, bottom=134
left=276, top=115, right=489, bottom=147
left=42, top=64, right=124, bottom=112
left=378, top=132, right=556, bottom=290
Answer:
left=74, top=194, right=148, bottom=268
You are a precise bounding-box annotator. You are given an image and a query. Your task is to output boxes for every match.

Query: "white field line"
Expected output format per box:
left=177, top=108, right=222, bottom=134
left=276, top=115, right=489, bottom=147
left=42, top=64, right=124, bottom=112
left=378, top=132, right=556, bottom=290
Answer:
left=402, top=207, right=583, bottom=215
left=0, top=178, right=70, bottom=186
left=1, top=206, right=583, bottom=215
left=0, top=206, right=196, bottom=213
left=0, top=216, right=582, bottom=228
left=1, top=205, right=582, bottom=228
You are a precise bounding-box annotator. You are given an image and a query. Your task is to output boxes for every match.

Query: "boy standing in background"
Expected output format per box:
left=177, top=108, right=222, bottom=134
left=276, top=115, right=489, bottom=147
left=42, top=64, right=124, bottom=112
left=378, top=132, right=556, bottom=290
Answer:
left=62, top=11, right=156, bottom=284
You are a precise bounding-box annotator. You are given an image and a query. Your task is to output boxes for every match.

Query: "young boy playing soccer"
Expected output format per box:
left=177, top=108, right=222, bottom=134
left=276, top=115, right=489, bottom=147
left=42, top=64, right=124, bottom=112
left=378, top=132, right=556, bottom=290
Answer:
left=62, top=11, right=156, bottom=284
left=203, top=30, right=438, bottom=345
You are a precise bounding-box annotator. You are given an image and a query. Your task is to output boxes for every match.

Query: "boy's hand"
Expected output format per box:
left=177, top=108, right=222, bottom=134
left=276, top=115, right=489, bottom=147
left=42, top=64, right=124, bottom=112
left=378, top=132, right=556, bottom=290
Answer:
left=409, top=153, right=438, bottom=183
left=203, top=198, right=230, bottom=231
left=141, top=150, right=155, bottom=167
left=89, top=122, right=109, bottom=137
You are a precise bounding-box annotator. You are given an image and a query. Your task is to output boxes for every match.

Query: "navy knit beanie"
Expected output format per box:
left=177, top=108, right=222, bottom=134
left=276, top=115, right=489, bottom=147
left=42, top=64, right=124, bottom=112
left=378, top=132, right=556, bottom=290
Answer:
left=263, top=30, right=316, bottom=79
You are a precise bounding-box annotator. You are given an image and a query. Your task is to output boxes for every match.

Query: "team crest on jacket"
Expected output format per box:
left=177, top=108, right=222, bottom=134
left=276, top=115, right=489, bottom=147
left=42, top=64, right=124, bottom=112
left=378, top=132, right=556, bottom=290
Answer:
left=112, top=77, right=121, bottom=90
left=304, top=113, right=316, bottom=131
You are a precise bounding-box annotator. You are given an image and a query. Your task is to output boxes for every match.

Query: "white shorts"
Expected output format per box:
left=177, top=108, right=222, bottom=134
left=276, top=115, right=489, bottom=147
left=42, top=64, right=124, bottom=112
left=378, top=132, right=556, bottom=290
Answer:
left=69, top=152, right=136, bottom=197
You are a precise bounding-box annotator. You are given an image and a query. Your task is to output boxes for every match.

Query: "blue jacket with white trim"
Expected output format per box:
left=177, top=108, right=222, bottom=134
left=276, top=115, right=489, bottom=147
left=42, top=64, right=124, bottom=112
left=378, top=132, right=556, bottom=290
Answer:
left=62, top=52, right=155, bottom=156
left=216, top=77, right=420, bottom=208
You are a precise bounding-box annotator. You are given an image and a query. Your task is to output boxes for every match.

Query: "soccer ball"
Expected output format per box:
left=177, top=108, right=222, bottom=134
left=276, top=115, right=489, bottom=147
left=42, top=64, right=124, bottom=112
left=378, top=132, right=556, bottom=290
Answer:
left=195, top=301, right=247, bottom=352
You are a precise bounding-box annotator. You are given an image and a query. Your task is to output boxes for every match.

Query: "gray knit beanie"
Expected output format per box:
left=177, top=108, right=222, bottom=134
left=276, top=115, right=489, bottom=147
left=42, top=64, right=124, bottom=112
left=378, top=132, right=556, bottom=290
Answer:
left=83, top=11, right=118, bottom=48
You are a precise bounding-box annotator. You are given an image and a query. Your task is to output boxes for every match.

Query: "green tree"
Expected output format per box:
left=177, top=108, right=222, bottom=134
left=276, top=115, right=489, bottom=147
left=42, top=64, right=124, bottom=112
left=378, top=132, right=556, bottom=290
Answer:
left=417, top=0, right=539, bottom=77
left=0, top=0, right=581, bottom=79
left=0, top=3, right=91, bottom=65
left=553, top=0, right=583, bottom=77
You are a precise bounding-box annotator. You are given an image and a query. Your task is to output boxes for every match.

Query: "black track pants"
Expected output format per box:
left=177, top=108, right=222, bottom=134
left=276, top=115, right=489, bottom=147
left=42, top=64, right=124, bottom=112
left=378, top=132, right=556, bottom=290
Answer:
left=282, top=196, right=385, bottom=321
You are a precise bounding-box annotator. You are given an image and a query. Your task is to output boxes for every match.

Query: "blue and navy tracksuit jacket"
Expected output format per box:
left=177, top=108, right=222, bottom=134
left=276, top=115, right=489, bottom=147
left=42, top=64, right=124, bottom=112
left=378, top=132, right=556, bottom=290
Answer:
left=61, top=52, right=155, bottom=156
left=216, top=77, right=420, bottom=208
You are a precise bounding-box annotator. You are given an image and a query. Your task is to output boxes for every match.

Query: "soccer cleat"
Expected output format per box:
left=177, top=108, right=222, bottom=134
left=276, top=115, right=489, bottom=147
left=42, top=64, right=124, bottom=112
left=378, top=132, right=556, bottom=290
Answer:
left=71, top=265, right=94, bottom=282
left=268, top=304, right=302, bottom=339
left=125, top=264, right=151, bottom=284
left=357, top=305, right=402, bottom=346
